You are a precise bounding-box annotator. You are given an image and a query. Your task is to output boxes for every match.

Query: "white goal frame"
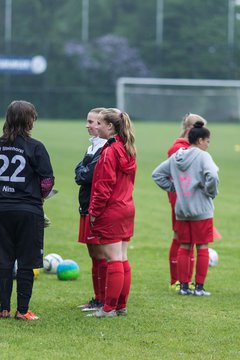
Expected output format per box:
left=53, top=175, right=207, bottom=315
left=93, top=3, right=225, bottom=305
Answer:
left=116, top=77, right=240, bottom=122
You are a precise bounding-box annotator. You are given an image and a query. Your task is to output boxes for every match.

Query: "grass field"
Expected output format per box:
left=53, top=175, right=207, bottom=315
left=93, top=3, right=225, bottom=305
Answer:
left=0, top=119, right=239, bottom=360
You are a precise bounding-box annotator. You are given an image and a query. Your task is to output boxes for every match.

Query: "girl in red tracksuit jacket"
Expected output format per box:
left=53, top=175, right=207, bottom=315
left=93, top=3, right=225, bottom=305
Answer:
left=88, top=108, right=137, bottom=318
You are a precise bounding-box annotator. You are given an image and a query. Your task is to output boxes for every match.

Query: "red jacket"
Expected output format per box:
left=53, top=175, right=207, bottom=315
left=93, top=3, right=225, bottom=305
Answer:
left=167, top=138, right=189, bottom=206
left=88, top=136, right=137, bottom=240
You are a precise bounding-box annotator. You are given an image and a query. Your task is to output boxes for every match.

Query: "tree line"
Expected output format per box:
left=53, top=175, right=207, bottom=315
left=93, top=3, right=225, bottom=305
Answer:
left=0, top=0, right=239, bottom=118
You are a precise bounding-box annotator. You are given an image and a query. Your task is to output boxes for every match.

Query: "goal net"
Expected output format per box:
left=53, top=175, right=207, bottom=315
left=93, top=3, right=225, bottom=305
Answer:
left=116, top=77, right=240, bottom=122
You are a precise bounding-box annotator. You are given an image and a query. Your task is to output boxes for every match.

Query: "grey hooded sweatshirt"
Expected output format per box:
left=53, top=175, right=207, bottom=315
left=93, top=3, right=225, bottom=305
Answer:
left=152, top=147, right=219, bottom=221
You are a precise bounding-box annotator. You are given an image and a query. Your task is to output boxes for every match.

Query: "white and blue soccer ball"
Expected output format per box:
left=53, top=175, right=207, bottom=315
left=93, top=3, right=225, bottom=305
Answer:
left=208, top=248, right=219, bottom=267
left=43, top=253, right=63, bottom=274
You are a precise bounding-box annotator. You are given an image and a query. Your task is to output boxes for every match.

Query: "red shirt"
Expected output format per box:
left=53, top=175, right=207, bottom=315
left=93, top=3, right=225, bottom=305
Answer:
left=88, top=136, right=137, bottom=240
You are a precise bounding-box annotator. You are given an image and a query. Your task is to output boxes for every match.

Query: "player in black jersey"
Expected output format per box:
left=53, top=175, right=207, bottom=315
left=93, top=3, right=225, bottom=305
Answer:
left=0, top=100, right=54, bottom=320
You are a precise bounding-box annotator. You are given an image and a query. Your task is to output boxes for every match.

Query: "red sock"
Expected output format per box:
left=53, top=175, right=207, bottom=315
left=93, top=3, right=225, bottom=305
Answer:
left=117, top=260, right=131, bottom=310
left=103, top=261, right=124, bottom=312
left=91, top=258, right=101, bottom=301
left=177, top=247, right=190, bottom=283
left=169, top=238, right=180, bottom=284
left=98, top=259, right=107, bottom=304
left=195, top=248, right=209, bottom=285
left=188, top=246, right=195, bottom=283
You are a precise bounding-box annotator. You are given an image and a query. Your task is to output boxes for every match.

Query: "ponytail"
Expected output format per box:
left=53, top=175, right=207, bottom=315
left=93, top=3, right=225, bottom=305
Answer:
left=100, top=108, right=136, bottom=157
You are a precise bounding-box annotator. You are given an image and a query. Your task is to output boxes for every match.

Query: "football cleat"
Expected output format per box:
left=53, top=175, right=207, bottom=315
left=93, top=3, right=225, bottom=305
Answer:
left=178, top=288, right=194, bottom=296
left=89, top=308, right=117, bottom=318
left=169, top=281, right=181, bottom=291
left=77, top=298, right=103, bottom=312
left=0, top=310, right=10, bottom=318
left=15, top=310, right=39, bottom=320
left=194, top=288, right=211, bottom=296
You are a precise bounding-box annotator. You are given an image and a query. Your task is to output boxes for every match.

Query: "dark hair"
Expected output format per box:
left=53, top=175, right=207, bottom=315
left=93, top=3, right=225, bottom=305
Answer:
left=2, top=100, right=37, bottom=143
left=188, top=120, right=210, bottom=144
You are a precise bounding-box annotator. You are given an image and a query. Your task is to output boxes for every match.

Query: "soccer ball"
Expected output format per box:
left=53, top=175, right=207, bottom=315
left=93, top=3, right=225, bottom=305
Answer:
left=209, top=248, right=219, bottom=267
left=43, top=253, right=63, bottom=274
left=57, top=259, right=80, bottom=281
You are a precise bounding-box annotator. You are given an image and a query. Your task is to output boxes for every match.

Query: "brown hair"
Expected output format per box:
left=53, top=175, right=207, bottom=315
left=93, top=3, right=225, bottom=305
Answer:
left=2, top=100, right=37, bottom=143
left=100, top=108, right=136, bottom=157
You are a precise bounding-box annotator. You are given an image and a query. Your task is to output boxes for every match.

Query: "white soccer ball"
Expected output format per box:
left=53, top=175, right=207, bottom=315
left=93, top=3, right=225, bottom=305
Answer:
left=209, top=248, right=219, bottom=267
left=43, top=253, right=63, bottom=274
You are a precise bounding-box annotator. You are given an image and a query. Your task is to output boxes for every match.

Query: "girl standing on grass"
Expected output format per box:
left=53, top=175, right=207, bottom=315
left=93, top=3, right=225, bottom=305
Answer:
left=88, top=108, right=137, bottom=317
left=167, top=113, right=207, bottom=291
left=75, top=108, right=107, bottom=312
left=152, top=121, right=219, bottom=296
left=0, top=100, right=54, bottom=320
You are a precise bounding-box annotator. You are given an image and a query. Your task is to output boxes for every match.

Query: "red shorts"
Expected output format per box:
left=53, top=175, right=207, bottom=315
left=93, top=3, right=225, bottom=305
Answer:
left=176, top=218, right=213, bottom=244
left=86, top=233, right=130, bottom=245
left=78, top=215, right=91, bottom=243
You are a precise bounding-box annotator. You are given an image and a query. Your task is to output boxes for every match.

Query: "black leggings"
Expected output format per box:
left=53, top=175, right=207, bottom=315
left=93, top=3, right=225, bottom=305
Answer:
left=0, top=268, right=34, bottom=314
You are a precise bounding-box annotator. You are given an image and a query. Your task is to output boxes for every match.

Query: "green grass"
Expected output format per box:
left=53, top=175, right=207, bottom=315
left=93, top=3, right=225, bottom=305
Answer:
left=0, top=120, right=240, bottom=360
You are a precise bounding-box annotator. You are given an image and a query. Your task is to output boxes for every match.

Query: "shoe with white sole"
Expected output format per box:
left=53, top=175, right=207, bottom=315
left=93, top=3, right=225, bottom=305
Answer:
left=87, top=308, right=117, bottom=318
left=194, top=288, right=211, bottom=296
left=15, top=310, right=39, bottom=320
left=77, top=298, right=103, bottom=312
left=178, top=288, right=194, bottom=296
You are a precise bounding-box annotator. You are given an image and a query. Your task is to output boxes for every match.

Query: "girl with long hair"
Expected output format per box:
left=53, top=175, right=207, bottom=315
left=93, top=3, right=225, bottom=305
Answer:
left=88, top=108, right=137, bottom=317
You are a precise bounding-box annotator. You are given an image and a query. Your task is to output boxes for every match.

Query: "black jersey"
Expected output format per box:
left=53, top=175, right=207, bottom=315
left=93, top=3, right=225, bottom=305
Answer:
left=0, top=135, right=54, bottom=215
left=75, top=149, right=102, bottom=215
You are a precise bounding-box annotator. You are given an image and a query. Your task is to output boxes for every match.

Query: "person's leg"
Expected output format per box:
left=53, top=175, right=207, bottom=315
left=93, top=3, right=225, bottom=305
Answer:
left=195, top=244, right=209, bottom=293
left=176, top=221, right=193, bottom=294
left=0, top=213, right=15, bottom=317
left=169, top=232, right=180, bottom=286
left=87, top=244, right=107, bottom=304
left=16, top=269, right=34, bottom=314
left=15, top=212, right=44, bottom=319
left=0, top=268, right=13, bottom=315
left=192, top=219, right=213, bottom=296
left=178, top=244, right=191, bottom=292
left=116, top=241, right=131, bottom=313
left=98, top=242, right=124, bottom=315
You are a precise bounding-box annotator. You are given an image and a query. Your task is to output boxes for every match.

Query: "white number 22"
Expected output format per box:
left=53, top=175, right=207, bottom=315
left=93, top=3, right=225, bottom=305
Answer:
left=0, top=154, right=26, bottom=182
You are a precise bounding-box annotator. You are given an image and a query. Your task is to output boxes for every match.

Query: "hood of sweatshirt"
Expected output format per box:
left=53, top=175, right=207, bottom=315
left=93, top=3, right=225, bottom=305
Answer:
left=104, top=135, right=136, bottom=175
left=173, top=147, right=202, bottom=172
left=115, top=144, right=136, bottom=175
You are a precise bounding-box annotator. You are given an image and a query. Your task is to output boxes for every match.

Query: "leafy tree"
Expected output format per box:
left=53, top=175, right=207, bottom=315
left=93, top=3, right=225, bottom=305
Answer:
left=1, top=0, right=240, bottom=118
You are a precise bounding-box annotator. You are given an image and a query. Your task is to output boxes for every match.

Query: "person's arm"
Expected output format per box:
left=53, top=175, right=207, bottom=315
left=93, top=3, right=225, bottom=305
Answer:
left=152, top=159, right=175, bottom=192
left=35, top=143, right=54, bottom=199
left=75, top=150, right=101, bottom=185
left=202, top=153, right=219, bottom=199
left=40, top=178, right=54, bottom=198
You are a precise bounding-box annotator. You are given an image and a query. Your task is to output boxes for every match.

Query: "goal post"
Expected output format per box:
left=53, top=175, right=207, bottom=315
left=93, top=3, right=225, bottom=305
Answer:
left=116, top=77, right=240, bottom=122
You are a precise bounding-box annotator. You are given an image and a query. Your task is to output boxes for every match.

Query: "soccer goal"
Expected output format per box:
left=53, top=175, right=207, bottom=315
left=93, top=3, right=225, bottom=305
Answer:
left=116, top=77, right=240, bottom=122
